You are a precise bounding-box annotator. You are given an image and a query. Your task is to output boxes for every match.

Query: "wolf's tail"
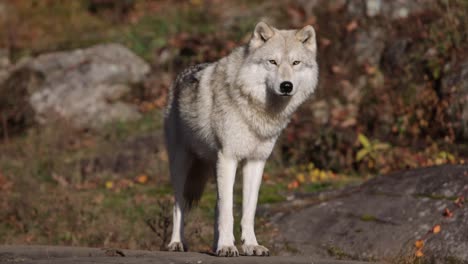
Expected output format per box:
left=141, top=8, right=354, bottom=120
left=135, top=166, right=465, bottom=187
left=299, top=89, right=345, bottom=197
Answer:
left=183, top=157, right=212, bottom=209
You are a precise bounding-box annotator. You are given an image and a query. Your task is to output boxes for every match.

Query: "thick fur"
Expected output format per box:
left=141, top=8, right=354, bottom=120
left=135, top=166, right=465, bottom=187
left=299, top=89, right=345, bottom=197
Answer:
left=164, top=22, right=318, bottom=256
left=183, top=155, right=212, bottom=208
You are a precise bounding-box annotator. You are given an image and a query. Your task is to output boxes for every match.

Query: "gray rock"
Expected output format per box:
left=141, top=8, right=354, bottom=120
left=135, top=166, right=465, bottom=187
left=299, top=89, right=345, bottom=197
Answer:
left=0, top=245, right=374, bottom=264
left=442, top=61, right=468, bottom=140
left=278, top=165, right=468, bottom=262
left=381, top=38, right=410, bottom=71
left=26, top=43, right=148, bottom=128
left=379, top=0, right=429, bottom=20
left=365, top=0, right=382, bottom=17
left=353, top=27, right=385, bottom=66
left=346, top=0, right=365, bottom=17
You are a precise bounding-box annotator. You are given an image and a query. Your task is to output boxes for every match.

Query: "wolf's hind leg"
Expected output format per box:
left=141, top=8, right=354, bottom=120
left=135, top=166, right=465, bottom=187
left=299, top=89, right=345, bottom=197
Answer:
left=167, top=149, right=192, bottom=252
left=241, top=160, right=269, bottom=256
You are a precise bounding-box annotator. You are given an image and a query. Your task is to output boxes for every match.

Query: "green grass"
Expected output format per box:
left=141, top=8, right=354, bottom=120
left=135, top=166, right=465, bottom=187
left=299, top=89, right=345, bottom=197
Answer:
left=302, top=182, right=333, bottom=193
left=326, top=246, right=356, bottom=260
left=102, top=109, right=163, bottom=140
left=259, top=183, right=287, bottom=204
left=3, top=1, right=224, bottom=61
left=360, top=214, right=378, bottom=222
left=0, top=109, right=175, bottom=249
left=117, top=4, right=219, bottom=60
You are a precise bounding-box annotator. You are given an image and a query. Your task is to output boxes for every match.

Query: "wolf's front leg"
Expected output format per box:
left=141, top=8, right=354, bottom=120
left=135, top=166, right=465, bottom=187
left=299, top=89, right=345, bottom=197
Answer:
left=214, top=152, right=239, bottom=257
left=241, top=160, right=270, bottom=256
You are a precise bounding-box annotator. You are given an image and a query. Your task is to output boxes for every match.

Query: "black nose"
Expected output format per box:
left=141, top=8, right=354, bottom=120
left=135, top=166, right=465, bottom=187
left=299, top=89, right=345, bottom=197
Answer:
left=280, top=81, right=293, bottom=94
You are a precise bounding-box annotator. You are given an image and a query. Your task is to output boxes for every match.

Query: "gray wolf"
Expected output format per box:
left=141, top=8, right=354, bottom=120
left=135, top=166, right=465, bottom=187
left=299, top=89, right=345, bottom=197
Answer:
left=164, top=21, right=318, bottom=257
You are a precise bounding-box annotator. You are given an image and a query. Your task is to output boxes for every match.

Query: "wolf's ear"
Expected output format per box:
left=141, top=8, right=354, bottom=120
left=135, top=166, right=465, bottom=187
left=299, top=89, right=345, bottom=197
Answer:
left=250, top=22, right=275, bottom=48
left=296, top=25, right=316, bottom=53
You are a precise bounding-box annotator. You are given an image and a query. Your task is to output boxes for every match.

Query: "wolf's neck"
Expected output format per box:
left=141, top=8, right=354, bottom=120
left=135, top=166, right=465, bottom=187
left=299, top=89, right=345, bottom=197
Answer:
left=230, top=88, right=293, bottom=140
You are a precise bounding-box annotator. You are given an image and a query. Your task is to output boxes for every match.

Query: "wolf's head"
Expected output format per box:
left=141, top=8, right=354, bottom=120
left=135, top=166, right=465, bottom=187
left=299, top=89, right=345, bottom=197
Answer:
left=236, top=22, right=318, bottom=115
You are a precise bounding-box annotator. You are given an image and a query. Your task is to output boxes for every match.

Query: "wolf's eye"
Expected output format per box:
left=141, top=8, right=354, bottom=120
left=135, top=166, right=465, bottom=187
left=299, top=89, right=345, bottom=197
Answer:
left=292, top=61, right=301, bottom=65
left=268, top=60, right=277, bottom=65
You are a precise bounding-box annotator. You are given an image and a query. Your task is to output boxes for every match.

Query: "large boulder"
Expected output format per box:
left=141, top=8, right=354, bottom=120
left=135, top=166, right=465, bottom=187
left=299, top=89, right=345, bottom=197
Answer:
left=442, top=60, right=468, bottom=141
left=28, top=43, right=149, bottom=128
left=277, top=165, right=468, bottom=262
left=352, top=27, right=385, bottom=66
left=0, top=43, right=149, bottom=133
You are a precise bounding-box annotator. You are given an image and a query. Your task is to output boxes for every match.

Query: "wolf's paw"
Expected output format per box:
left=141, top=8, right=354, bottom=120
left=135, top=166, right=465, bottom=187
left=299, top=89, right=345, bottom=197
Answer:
left=216, top=245, right=239, bottom=257
left=241, top=244, right=270, bottom=256
left=167, top=242, right=185, bottom=252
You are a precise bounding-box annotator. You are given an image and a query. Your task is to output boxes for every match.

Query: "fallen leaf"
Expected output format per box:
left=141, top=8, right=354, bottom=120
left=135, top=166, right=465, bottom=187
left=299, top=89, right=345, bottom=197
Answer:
left=136, top=174, right=149, bottom=184
left=319, top=37, right=332, bottom=47
left=415, top=249, right=424, bottom=257
left=297, top=173, right=306, bottom=183
left=288, top=180, right=299, bottom=190
left=364, top=64, right=377, bottom=75
left=454, top=196, right=465, bottom=207
left=346, top=20, right=358, bottom=32
left=432, top=224, right=441, bottom=234
left=443, top=208, right=453, bottom=218
left=415, top=240, right=424, bottom=249
left=105, top=181, right=114, bottom=189
left=331, top=65, right=344, bottom=74
left=319, top=171, right=328, bottom=181
left=52, top=173, right=69, bottom=187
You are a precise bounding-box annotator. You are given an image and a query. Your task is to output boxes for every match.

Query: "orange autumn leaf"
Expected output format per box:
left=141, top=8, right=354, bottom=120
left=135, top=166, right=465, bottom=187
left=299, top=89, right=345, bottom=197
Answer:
left=432, top=224, right=441, bottom=234
left=288, top=180, right=299, bottom=190
left=346, top=20, right=358, bottom=32
left=415, top=240, right=424, bottom=249
left=454, top=196, right=465, bottom=207
left=364, top=64, right=377, bottom=75
left=331, top=65, right=344, bottom=74
left=415, top=249, right=424, bottom=257
left=443, top=208, right=453, bottom=218
left=320, top=37, right=332, bottom=47
left=136, top=174, right=149, bottom=184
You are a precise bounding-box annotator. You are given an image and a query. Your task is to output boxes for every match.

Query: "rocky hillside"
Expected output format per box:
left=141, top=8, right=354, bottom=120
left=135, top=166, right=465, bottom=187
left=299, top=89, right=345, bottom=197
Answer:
left=1, top=0, right=466, bottom=175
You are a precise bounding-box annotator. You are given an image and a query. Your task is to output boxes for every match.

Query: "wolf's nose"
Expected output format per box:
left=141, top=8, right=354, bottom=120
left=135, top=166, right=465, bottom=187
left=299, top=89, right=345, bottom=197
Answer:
left=280, top=81, right=293, bottom=94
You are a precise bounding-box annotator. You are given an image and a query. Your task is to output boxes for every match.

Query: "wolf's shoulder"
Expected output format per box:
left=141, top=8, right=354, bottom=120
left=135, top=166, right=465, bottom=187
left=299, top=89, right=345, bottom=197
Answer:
left=174, top=63, right=212, bottom=87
